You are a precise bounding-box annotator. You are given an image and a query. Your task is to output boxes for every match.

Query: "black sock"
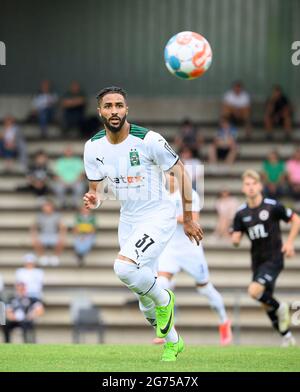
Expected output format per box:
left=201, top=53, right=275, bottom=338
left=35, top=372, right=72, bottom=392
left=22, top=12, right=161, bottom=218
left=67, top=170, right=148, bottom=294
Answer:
left=257, top=292, right=280, bottom=311
left=266, top=309, right=280, bottom=332
left=266, top=308, right=290, bottom=336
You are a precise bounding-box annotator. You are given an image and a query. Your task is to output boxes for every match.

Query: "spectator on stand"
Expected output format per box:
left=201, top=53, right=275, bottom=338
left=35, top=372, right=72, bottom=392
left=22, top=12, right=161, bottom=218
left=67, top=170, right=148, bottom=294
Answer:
left=213, top=190, right=239, bottom=242
left=31, top=200, right=66, bottom=266
left=222, top=81, right=251, bottom=138
left=264, top=85, right=293, bottom=140
left=0, top=115, right=28, bottom=172
left=52, top=146, right=86, bottom=209
left=73, top=206, right=96, bottom=266
left=21, top=150, right=52, bottom=200
left=262, top=150, right=286, bottom=199
left=15, top=253, right=44, bottom=299
left=61, top=81, right=86, bottom=137
left=286, top=147, right=300, bottom=206
left=208, top=117, right=238, bottom=165
left=2, top=282, right=44, bottom=343
left=174, top=118, right=203, bottom=156
left=32, top=80, right=58, bottom=137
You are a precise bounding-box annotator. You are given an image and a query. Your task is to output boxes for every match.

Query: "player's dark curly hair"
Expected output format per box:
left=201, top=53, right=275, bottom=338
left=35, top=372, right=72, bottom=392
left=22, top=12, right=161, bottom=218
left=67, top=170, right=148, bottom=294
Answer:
left=96, top=86, right=127, bottom=105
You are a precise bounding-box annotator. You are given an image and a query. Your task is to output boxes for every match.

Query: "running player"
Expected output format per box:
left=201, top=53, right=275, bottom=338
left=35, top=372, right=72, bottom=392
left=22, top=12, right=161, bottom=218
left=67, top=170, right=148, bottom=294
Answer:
left=83, top=86, right=203, bottom=361
left=156, top=173, right=232, bottom=346
left=232, top=169, right=300, bottom=346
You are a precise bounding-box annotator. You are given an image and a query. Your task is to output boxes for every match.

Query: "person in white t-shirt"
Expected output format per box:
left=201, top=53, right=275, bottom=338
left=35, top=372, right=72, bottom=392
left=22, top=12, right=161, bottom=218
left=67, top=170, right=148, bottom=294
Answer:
left=15, top=253, right=44, bottom=299
left=222, top=81, right=251, bottom=137
left=83, top=86, right=203, bottom=362
left=155, top=174, right=232, bottom=346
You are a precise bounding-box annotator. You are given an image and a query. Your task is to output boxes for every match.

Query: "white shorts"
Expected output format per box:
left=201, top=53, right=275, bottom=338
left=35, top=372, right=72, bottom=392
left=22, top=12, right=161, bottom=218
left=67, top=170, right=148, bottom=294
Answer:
left=118, top=214, right=177, bottom=272
left=158, top=236, right=209, bottom=284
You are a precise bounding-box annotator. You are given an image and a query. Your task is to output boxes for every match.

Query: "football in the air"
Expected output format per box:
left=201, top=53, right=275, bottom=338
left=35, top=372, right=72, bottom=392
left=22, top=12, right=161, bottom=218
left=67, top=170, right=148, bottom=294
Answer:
left=164, top=31, right=212, bottom=79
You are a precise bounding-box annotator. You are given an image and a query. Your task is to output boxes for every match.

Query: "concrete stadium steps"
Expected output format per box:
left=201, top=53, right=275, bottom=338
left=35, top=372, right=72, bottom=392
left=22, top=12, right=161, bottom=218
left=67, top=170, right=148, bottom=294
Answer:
left=0, top=248, right=299, bottom=271
left=3, top=138, right=299, bottom=159
left=0, top=229, right=299, bottom=247
left=34, top=307, right=290, bottom=328
left=0, top=210, right=295, bottom=232
left=1, top=95, right=300, bottom=123
left=1, top=123, right=300, bottom=345
left=0, top=193, right=240, bottom=211
left=1, top=268, right=300, bottom=291
left=7, top=325, right=300, bottom=346
left=0, top=176, right=248, bottom=192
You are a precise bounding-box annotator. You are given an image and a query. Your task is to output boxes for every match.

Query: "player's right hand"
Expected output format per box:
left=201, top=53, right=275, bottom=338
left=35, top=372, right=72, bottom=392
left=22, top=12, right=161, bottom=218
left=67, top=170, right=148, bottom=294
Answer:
left=184, top=220, right=204, bottom=246
left=83, top=192, right=99, bottom=209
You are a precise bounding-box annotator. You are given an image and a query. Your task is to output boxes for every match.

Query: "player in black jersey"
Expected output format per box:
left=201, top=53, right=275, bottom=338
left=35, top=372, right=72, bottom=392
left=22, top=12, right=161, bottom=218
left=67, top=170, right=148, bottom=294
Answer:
left=232, top=169, right=300, bottom=346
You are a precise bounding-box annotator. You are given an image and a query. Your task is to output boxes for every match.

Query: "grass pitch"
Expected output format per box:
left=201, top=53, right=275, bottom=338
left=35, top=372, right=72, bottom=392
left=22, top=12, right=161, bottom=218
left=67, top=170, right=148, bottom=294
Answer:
left=1, top=344, right=300, bottom=372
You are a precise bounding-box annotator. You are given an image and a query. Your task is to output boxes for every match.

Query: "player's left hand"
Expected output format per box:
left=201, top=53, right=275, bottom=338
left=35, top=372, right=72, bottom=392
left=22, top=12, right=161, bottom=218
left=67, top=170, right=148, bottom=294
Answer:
left=282, top=241, right=295, bottom=257
left=183, top=220, right=203, bottom=246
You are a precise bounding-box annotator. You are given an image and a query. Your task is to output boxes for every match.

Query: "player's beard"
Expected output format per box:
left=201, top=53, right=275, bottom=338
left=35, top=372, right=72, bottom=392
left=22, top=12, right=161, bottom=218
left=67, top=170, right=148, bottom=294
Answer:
left=102, top=114, right=127, bottom=133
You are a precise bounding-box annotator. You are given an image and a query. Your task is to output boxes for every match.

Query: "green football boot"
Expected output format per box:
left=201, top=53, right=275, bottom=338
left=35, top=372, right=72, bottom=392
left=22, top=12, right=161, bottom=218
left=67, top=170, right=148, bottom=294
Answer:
left=161, top=335, right=185, bottom=362
left=155, top=289, right=175, bottom=338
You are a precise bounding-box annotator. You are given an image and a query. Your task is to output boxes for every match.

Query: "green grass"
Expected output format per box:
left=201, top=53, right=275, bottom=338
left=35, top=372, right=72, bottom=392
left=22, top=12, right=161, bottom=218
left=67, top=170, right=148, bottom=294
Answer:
left=0, top=344, right=300, bottom=372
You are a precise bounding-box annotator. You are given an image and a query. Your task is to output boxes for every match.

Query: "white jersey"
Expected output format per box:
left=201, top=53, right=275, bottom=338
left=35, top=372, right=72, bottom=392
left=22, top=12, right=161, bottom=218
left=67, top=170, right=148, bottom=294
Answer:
left=171, top=188, right=201, bottom=243
left=84, top=124, right=178, bottom=223
left=158, top=189, right=209, bottom=284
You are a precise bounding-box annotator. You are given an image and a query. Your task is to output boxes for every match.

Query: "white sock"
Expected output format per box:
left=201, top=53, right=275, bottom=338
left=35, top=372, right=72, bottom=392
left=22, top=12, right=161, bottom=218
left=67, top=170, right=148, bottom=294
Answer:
left=157, top=275, right=171, bottom=290
left=165, top=327, right=178, bottom=343
left=114, top=260, right=169, bottom=306
left=197, top=282, right=228, bottom=324
left=138, top=294, right=157, bottom=327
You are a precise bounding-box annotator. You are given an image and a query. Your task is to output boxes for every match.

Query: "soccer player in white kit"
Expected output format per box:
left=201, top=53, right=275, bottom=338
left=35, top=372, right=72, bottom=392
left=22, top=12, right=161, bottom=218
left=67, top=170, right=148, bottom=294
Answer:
left=156, top=174, right=232, bottom=346
left=83, top=86, right=203, bottom=361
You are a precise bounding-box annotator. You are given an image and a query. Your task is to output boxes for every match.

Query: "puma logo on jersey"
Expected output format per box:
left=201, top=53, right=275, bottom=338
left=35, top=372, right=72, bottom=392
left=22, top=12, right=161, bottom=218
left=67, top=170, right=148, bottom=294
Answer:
left=96, top=157, right=104, bottom=164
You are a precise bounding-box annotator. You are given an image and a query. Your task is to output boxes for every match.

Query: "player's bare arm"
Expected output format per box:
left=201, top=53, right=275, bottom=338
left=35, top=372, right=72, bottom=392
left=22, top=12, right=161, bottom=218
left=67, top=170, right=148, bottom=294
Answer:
left=232, top=231, right=243, bottom=247
left=169, top=160, right=203, bottom=245
left=282, top=213, right=300, bottom=257
left=83, top=180, right=104, bottom=209
left=177, top=212, right=199, bottom=224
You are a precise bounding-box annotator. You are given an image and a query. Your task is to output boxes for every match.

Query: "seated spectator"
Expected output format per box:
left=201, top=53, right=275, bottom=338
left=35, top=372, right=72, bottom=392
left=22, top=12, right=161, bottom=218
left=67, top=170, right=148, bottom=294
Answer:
left=61, top=81, right=86, bottom=136
left=174, top=118, right=203, bottom=156
left=264, top=85, right=292, bottom=139
left=180, top=146, right=203, bottom=191
left=32, top=80, right=58, bottom=137
left=262, top=150, right=286, bottom=199
left=208, top=117, right=238, bottom=164
left=213, top=190, right=239, bottom=241
left=15, top=254, right=44, bottom=299
left=73, top=206, right=96, bottom=266
left=20, top=150, right=52, bottom=199
left=52, top=146, right=86, bottom=209
left=0, top=115, right=28, bottom=171
left=286, top=147, right=300, bottom=203
left=31, top=200, right=66, bottom=266
left=222, top=81, right=251, bottom=137
left=2, top=282, right=44, bottom=343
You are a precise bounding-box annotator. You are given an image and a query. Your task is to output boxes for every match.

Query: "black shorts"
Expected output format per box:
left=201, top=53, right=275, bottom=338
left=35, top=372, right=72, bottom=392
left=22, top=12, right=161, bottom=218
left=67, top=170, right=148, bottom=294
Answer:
left=217, top=147, right=230, bottom=160
left=252, top=261, right=283, bottom=295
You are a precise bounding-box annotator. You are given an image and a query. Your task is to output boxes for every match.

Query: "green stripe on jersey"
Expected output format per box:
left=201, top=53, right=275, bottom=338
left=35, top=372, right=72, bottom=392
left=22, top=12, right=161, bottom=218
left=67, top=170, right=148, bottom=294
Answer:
left=130, top=124, right=149, bottom=139
left=91, top=129, right=106, bottom=141
left=91, top=124, right=149, bottom=141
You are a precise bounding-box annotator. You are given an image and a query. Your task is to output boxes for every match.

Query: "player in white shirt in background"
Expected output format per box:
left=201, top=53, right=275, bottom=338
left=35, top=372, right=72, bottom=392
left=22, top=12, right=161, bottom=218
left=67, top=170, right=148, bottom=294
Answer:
left=83, top=86, right=203, bottom=361
left=156, top=173, right=232, bottom=346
